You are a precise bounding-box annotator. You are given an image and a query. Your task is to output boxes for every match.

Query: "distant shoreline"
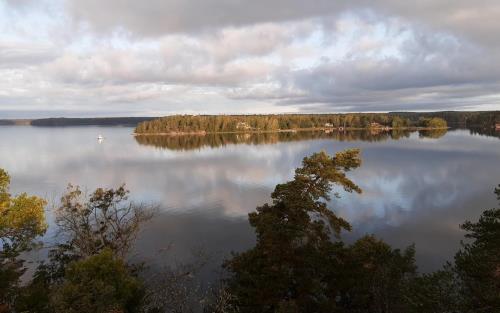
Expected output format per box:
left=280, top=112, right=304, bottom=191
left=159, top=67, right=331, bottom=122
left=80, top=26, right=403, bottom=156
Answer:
left=1, top=111, right=498, bottom=129
left=0, top=117, right=156, bottom=127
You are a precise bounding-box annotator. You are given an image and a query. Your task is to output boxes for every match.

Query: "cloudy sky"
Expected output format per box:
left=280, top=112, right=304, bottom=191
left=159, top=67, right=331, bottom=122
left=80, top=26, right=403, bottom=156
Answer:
left=1, top=0, right=500, bottom=118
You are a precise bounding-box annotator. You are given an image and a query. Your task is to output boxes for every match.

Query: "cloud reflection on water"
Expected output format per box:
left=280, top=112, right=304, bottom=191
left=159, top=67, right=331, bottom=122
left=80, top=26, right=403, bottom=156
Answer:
left=0, top=126, right=499, bottom=272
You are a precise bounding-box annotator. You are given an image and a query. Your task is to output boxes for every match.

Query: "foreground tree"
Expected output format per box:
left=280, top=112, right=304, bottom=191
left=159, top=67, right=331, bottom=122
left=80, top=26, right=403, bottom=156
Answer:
left=405, top=267, right=463, bottom=313
left=54, top=184, right=154, bottom=259
left=338, top=235, right=417, bottom=313
left=51, top=249, right=145, bottom=313
left=17, top=184, right=154, bottom=313
left=225, top=150, right=362, bottom=312
left=454, top=185, right=500, bottom=311
left=0, top=168, right=47, bottom=310
left=224, top=150, right=427, bottom=313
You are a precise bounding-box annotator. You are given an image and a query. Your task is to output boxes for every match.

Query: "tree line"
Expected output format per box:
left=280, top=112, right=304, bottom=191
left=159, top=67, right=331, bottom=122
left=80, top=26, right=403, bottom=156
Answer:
left=135, top=114, right=454, bottom=134
left=30, top=117, right=156, bottom=127
left=1, top=111, right=497, bottom=129
left=393, top=111, right=500, bottom=127
left=1, top=151, right=499, bottom=312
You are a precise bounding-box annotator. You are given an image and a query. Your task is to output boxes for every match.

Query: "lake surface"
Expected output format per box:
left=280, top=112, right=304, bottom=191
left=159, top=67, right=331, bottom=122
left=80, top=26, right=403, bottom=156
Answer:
left=1, top=126, right=499, bottom=273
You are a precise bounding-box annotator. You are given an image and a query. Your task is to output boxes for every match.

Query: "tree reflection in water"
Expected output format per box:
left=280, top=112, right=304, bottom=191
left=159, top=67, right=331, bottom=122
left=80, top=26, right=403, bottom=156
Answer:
left=134, top=130, right=417, bottom=151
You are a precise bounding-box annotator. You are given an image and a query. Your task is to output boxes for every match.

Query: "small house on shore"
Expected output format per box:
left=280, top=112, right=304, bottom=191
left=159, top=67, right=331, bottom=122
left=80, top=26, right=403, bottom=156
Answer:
left=324, top=123, right=334, bottom=128
left=495, top=123, right=500, bottom=130
left=236, top=122, right=252, bottom=130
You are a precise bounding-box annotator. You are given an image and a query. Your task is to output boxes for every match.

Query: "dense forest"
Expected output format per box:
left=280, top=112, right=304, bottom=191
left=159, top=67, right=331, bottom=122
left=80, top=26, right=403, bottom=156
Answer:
left=392, top=111, right=500, bottom=127
left=135, top=111, right=500, bottom=134
left=134, top=114, right=455, bottom=134
left=1, top=150, right=499, bottom=313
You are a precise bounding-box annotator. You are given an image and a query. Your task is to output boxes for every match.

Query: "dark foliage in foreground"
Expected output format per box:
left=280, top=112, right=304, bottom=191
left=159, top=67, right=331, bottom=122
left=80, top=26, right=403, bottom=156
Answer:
left=224, top=150, right=362, bottom=312
left=223, top=151, right=499, bottom=313
left=453, top=185, right=500, bottom=311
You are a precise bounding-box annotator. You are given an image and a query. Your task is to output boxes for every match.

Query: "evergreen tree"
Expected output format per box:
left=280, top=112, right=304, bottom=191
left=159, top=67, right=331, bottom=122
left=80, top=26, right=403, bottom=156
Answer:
left=224, top=150, right=362, bottom=312
left=454, top=185, right=500, bottom=311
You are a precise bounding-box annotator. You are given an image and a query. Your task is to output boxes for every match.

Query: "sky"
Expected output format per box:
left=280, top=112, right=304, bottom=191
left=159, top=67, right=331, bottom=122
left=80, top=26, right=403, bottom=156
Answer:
left=1, top=0, right=500, bottom=118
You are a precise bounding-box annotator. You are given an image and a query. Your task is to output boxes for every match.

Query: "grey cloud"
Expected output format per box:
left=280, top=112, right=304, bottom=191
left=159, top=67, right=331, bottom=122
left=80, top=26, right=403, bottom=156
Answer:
left=66, top=0, right=348, bottom=36
left=56, top=0, right=500, bottom=112
left=258, top=28, right=500, bottom=111
left=66, top=0, right=500, bottom=48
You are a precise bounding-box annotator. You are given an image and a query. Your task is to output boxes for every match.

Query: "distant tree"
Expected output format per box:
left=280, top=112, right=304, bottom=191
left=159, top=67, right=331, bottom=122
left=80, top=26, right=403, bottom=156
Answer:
left=224, top=150, right=362, bottom=312
left=266, top=118, right=280, bottom=131
left=391, top=116, right=410, bottom=128
left=418, top=117, right=447, bottom=129
left=0, top=168, right=47, bottom=310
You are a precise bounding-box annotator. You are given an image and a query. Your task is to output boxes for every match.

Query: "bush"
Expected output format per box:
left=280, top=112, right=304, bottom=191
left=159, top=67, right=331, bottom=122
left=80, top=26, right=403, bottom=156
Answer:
left=51, top=249, right=145, bottom=313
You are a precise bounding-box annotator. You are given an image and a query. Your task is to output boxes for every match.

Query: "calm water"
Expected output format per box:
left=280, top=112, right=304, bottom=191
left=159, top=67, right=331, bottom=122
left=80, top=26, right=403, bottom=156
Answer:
left=1, top=126, right=500, bottom=273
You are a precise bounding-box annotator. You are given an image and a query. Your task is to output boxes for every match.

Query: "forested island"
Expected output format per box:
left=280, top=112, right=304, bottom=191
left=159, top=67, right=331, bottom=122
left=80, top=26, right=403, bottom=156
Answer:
left=135, top=111, right=500, bottom=135
left=134, top=114, right=452, bottom=135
